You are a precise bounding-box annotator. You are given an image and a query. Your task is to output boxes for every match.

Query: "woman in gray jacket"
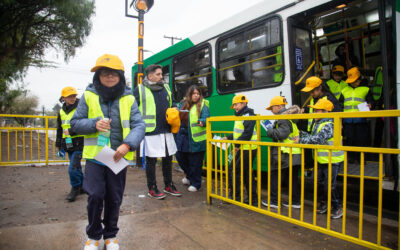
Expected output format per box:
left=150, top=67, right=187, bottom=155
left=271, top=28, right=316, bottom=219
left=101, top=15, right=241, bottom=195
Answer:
left=71, top=54, right=145, bottom=250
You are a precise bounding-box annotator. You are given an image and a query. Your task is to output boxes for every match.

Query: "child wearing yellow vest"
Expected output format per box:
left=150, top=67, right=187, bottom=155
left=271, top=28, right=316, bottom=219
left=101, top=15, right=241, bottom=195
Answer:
left=295, top=99, right=344, bottom=219
left=326, top=65, right=348, bottom=100
left=262, top=96, right=301, bottom=209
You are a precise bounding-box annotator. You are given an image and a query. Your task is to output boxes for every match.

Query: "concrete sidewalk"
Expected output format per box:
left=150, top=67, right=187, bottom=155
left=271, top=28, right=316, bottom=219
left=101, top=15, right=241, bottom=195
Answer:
left=0, top=202, right=363, bottom=250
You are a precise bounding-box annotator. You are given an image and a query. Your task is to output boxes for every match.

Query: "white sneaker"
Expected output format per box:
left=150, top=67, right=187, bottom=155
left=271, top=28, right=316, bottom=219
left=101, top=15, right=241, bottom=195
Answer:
left=84, top=239, right=99, bottom=250
left=182, top=177, right=190, bottom=185
left=104, top=238, right=119, bottom=250
left=188, top=185, right=198, bottom=192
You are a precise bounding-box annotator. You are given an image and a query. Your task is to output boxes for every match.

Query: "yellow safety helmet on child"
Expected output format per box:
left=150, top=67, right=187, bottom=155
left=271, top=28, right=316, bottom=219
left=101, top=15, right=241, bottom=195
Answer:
left=61, top=86, right=78, bottom=98
left=266, top=96, right=288, bottom=110
left=301, top=76, right=322, bottom=92
left=91, top=54, right=125, bottom=72
left=345, top=67, right=361, bottom=84
left=230, top=94, right=248, bottom=109
left=308, top=98, right=334, bottom=112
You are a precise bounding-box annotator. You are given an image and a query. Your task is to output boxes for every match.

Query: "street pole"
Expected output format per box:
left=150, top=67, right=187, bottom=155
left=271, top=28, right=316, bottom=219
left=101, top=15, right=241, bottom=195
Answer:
left=137, top=10, right=144, bottom=85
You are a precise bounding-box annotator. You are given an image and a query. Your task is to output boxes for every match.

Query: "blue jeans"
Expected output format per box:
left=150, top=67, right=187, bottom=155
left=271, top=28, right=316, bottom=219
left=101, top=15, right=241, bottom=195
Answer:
left=179, top=151, right=205, bottom=189
left=67, top=151, right=83, bottom=188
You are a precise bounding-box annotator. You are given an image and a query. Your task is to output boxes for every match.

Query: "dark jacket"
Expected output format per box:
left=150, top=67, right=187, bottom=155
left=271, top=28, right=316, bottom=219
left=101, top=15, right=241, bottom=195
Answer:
left=227, top=105, right=256, bottom=149
left=133, top=81, right=176, bottom=136
left=175, top=101, right=210, bottom=153
left=56, top=99, right=84, bottom=152
left=70, top=84, right=145, bottom=151
left=268, top=106, right=301, bottom=170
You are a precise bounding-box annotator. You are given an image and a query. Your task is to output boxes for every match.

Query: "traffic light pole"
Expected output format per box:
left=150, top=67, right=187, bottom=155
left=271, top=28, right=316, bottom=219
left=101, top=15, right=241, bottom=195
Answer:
left=137, top=10, right=144, bottom=85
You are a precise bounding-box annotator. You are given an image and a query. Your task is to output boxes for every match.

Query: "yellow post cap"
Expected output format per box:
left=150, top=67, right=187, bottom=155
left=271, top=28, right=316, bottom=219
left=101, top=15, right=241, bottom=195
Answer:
left=166, top=108, right=181, bottom=134
left=301, top=76, right=322, bottom=92
left=308, top=98, right=334, bottom=111
left=91, top=54, right=125, bottom=72
left=345, top=67, right=361, bottom=83
left=332, top=65, right=345, bottom=73
left=266, top=96, right=288, bottom=110
left=230, top=94, right=248, bottom=109
left=61, top=86, right=78, bottom=98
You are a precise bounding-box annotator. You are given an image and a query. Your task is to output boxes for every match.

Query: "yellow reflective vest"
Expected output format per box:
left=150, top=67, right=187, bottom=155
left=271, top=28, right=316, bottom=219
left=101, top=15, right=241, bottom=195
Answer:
left=59, top=109, right=83, bottom=139
left=326, top=79, right=347, bottom=100
left=372, top=66, right=383, bottom=101
left=138, top=84, right=172, bottom=132
left=82, top=91, right=134, bottom=160
left=313, top=121, right=344, bottom=164
left=278, top=120, right=301, bottom=154
left=233, top=114, right=257, bottom=150
left=189, top=99, right=209, bottom=142
left=341, top=86, right=369, bottom=112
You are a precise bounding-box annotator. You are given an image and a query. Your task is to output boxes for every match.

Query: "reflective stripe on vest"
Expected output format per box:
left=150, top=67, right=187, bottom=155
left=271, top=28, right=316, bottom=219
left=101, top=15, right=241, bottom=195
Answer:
left=307, top=96, right=327, bottom=132
left=313, top=121, right=344, bottom=164
left=341, top=86, right=369, bottom=112
left=82, top=91, right=135, bottom=160
left=138, top=84, right=172, bottom=132
left=60, top=109, right=83, bottom=139
left=189, top=100, right=208, bottom=142
left=278, top=120, right=301, bottom=154
left=233, top=114, right=257, bottom=150
left=326, top=79, right=347, bottom=100
left=372, top=66, right=383, bottom=101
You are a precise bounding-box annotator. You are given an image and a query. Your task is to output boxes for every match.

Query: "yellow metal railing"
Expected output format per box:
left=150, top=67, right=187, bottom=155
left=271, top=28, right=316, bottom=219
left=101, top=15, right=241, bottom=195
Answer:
left=206, top=110, right=400, bottom=249
left=0, top=114, right=69, bottom=166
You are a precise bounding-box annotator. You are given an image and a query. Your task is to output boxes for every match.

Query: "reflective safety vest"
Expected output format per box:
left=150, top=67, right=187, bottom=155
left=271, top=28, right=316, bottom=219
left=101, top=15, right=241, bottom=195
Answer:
left=189, top=99, right=209, bottom=142
left=138, top=84, right=172, bottom=132
left=59, top=109, right=83, bottom=139
left=372, top=66, right=383, bottom=101
left=82, top=91, right=134, bottom=160
left=274, top=46, right=283, bottom=82
left=341, top=86, right=369, bottom=112
left=313, top=121, right=344, bottom=164
left=326, top=79, right=347, bottom=100
left=233, top=114, right=257, bottom=150
left=277, top=120, right=301, bottom=154
left=307, top=96, right=327, bottom=132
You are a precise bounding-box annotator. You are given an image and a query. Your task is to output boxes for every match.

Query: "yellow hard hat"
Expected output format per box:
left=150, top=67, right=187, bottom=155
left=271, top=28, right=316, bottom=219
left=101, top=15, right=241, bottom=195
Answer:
left=91, top=54, right=125, bottom=72
left=61, top=86, right=78, bottom=98
left=230, top=94, right=248, bottom=109
left=332, top=65, right=345, bottom=73
left=301, top=76, right=322, bottom=92
left=166, top=108, right=181, bottom=133
left=345, top=67, right=361, bottom=83
left=308, top=98, right=334, bottom=112
left=266, top=96, right=288, bottom=110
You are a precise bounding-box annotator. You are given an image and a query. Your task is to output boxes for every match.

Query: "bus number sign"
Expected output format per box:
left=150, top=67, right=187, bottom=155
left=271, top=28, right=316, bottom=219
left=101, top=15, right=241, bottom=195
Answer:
left=295, top=47, right=303, bottom=71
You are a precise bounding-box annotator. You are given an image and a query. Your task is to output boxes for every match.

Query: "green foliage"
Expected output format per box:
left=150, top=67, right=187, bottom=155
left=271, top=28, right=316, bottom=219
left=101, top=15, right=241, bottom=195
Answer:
left=0, top=0, right=95, bottom=88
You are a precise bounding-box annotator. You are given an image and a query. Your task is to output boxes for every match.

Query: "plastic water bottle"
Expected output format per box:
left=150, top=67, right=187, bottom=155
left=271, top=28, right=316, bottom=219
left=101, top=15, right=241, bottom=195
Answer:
left=65, top=136, right=73, bottom=149
left=228, top=151, right=233, bottom=164
left=97, top=118, right=110, bottom=147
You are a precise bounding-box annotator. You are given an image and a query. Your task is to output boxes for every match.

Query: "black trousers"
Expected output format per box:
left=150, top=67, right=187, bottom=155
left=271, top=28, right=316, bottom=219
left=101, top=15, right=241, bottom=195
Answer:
left=315, top=162, right=341, bottom=209
left=179, top=151, right=205, bottom=189
left=270, top=165, right=300, bottom=204
left=228, top=149, right=257, bottom=201
left=83, top=160, right=127, bottom=240
left=145, top=154, right=173, bottom=190
left=343, top=122, right=369, bottom=161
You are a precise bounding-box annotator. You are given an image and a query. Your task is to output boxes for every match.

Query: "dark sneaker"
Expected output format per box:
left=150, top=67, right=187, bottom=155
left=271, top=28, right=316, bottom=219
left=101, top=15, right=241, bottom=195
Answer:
left=148, top=188, right=166, bottom=199
left=79, top=186, right=87, bottom=195
left=66, top=187, right=80, bottom=202
left=331, top=208, right=343, bottom=219
left=282, top=201, right=301, bottom=209
left=261, top=200, right=278, bottom=208
left=163, top=184, right=182, bottom=197
left=317, top=203, right=327, bottom=214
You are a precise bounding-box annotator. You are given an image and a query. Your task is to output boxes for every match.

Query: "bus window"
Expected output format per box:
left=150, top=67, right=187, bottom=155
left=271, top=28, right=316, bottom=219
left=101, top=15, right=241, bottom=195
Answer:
left=162, top=65, right=170, bottom=84
left=172, top=46, right=212, bottom=102
left=217, top=17, right=283, bottom=94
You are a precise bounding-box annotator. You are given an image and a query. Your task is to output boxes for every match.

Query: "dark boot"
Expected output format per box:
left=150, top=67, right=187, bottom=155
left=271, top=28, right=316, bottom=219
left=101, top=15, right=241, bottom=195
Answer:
left=66, top=187, right=80, bottom=202
left=79, top=186, right=87, bottom=195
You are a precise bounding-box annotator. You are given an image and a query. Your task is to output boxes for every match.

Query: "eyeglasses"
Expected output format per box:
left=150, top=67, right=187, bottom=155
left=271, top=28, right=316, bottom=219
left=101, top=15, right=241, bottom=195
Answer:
left=99, top=69, right=119, bottom=77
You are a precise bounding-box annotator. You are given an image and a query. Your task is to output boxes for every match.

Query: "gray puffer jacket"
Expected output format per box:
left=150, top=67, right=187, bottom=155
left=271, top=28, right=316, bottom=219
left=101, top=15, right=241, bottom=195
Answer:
left=70, top=84, right=145, bottom=152
left=268, top=105, right=301, bottom=170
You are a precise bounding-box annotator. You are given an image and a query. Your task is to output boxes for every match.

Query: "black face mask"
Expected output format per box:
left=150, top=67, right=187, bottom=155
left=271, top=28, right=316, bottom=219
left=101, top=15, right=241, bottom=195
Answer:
left=93, top=69, right=126, bottom=102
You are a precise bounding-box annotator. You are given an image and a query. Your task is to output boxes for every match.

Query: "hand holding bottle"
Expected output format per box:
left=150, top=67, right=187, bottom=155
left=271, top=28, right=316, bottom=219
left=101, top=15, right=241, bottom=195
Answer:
left=96, top=118, right=111, bottom=132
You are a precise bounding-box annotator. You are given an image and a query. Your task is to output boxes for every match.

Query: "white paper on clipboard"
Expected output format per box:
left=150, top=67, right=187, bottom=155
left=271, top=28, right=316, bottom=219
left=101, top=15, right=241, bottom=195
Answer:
left=212, top=135, right=230, bottom=150
left=94, top=145, right=129, bottom=175
left=357, top=102, right=370, bottom=112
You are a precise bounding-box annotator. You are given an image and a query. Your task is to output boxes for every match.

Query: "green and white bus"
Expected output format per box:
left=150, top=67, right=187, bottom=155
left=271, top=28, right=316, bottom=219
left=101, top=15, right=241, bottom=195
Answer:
left=132, top=0, right=399, bottom=176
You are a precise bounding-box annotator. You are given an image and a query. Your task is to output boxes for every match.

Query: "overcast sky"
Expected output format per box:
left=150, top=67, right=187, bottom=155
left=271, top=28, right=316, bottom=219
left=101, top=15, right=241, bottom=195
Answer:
left=22, top=0, right=264, bottom=110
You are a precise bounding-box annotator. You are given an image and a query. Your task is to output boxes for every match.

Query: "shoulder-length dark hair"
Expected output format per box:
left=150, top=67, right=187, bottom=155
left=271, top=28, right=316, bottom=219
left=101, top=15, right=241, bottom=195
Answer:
left=182, top=85, right=203, bottom=118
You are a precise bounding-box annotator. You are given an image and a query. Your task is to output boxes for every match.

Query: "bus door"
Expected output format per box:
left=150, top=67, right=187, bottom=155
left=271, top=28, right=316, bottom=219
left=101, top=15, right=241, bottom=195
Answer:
left=288, top=18, right=313, bottom=131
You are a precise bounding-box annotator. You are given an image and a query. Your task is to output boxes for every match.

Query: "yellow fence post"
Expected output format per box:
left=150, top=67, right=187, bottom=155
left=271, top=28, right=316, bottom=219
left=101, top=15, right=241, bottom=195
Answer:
left=206, top=118, right=212, bottom=205
left=45, top=117, right=49, bottom=166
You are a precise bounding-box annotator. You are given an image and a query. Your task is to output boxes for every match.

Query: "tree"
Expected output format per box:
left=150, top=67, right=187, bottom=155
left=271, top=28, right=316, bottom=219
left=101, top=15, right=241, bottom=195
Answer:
left=0, top=81, right=27, bottom=113
left=0, top=0, right=95, bottom=87
left=9, top=92, right=39, bottom=125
